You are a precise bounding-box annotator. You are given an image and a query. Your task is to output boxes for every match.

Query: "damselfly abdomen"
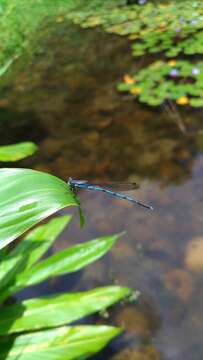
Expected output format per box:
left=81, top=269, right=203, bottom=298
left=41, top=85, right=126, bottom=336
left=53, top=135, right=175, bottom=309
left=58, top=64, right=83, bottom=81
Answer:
left=68, top=178, right=153, bottom=210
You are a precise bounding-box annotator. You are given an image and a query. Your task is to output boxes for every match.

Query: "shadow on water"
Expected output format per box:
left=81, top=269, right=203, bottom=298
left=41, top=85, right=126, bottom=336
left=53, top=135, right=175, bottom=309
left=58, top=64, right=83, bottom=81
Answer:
left=1, top=18, right=203, bottom=359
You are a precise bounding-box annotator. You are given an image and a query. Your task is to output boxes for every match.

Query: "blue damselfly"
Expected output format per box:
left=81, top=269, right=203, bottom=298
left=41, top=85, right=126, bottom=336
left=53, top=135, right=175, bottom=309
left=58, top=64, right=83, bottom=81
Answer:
left=68, top=178, right=153, bottom=210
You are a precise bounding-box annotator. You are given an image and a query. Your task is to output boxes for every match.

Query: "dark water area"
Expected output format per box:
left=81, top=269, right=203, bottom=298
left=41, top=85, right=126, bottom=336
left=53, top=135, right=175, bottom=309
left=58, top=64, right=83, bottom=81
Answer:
left=1, top=20, right=203, bottom=359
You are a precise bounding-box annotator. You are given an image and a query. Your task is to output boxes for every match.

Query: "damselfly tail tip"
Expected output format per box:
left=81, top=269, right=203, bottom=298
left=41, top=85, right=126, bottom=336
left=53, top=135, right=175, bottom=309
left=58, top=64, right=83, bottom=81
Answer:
left=141, top=202, right=154, bottom=210
left=138, top=201, right=154, bottom=210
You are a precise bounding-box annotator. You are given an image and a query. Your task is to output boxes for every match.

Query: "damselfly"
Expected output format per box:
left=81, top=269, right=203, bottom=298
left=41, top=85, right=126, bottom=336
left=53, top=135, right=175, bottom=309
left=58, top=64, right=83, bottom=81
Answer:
left=68, top=178, right=153, bottom=210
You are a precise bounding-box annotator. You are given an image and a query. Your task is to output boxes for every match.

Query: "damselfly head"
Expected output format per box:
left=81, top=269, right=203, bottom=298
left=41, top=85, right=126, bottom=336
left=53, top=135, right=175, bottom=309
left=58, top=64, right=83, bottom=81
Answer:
left=68, top=178, right=88, bottom=186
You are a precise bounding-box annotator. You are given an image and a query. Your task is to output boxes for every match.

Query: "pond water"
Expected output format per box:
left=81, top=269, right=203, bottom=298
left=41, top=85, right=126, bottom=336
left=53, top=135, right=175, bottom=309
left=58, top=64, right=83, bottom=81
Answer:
left=1, top=20, right=203, bottom=360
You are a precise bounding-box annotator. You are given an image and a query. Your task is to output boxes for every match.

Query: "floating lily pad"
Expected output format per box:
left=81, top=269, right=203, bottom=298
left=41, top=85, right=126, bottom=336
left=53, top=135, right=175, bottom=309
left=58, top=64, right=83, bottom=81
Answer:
left=118, top=60, right=203, bottom=107
left=71, top=1, right=203, bottom=57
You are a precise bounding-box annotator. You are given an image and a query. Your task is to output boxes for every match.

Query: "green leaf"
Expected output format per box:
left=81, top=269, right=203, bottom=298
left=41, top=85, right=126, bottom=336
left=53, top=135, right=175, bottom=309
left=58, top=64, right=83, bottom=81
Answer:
left=189, top=98, right=203, bottom=107
left=0, top=286, right=131, bottom=334
left=0, top=142, right=38, bottom=161
left=0, top=325, right=121, bottom=360
left=117, top=82, right=132, bottom=91
left=0, top=215, right=71, bottom=291
left=19, top=215, right=72, bottom=268
left=4, top=233, right=121, bottom=298
left=0, top=168, right=77, bottom=249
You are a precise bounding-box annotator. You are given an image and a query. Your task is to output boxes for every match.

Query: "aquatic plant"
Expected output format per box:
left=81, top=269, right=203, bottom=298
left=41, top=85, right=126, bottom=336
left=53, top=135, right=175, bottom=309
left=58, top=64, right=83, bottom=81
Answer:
left=118, top=60, right=203, bottom=107
left=66, top=0, right=203, bottom=108
left=1, top=0, right=203, bottom=111
left=0, top=211, right=131, bottom=359
left=71, top=1, right=203, bottom=57
left=3, top=0, right=202, bottom=79
left=2, top=0, right=203, bottom=109
left=0, top=142, right=38, bottom=161
left=0, top=0, right=124, bottom=79
left=0, top=145, right=133, bottom=358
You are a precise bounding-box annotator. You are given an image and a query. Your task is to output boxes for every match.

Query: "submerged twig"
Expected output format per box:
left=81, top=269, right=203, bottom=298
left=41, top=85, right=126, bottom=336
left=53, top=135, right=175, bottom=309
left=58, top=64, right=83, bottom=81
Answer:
left=162, top=100, right=187, bottom=134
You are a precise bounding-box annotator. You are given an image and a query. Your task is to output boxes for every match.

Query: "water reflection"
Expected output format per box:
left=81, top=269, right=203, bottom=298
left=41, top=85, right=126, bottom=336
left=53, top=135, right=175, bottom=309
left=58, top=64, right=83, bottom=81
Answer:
left=1, top=20, right=203, bottom=360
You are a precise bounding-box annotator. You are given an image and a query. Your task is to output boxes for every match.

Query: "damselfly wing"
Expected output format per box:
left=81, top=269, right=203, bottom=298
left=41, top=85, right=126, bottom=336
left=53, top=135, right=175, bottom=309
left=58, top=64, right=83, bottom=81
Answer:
left=70, top=180, right=139, bottom=191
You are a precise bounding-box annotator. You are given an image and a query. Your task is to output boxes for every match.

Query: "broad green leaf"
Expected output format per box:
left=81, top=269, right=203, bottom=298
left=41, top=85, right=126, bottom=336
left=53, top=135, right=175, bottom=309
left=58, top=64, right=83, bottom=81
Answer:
left=0, top=168, right=77, bottom=249
left=17, top=215, right=72, bottom=268
left=2, top=234, right=121, bottom=299
left=0, top=142, right=38, bottom=162
left=0, top=215, right=71, bottom=291
left=0, top=286, right=131, bottom=334
left=0, top=325, right=121, bottom=360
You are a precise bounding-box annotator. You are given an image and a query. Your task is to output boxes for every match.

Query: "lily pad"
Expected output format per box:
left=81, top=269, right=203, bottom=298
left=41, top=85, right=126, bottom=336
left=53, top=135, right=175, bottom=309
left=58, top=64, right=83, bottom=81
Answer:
left=118, top=60, right=203, bottom=107
left=71, top=1, right=203, bottom=57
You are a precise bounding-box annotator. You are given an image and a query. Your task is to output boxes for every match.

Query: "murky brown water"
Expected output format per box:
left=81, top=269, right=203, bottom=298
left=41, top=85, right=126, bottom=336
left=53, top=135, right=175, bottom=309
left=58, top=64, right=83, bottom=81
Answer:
left=1, top=19, right=203, bottom=360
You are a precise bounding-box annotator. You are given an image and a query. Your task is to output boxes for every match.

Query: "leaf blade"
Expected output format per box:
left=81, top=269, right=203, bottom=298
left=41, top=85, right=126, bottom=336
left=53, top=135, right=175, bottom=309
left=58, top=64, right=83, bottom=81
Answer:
left=17, top=215, right=72, bottom=268
left=0, top=286, right=131, bottom=334
left=0, top=168, right=77, bottom=249
left=5, top=234, right=121, bottom=297
left=0, top=142, right=38, bottom=162
left=0, top=215, right=71, bottom=291
left=0, top=325, right=121, bottom=360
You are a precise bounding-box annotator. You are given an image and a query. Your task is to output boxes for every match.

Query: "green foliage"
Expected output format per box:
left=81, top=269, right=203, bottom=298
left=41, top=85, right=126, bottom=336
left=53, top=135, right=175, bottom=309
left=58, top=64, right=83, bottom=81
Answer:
left=65, top=0, right=203, bottom=108
left=0, top=233, right=122, bottom=302
left=0, top=168, right=77, bottom=249
left=2, top=0, right=203, bottom=108
left=2, top=0, right=202, bottom=76
left=0, top=0, right=124, bottom=78
left=0, top=142, right=38, bottom=161
left=0, top=215, right=132, bottom=359
left=118, top=60, right=203, bottom=107
left=0, top=150, right=133, bottom=356
left=0, top=216, right=72, bottom=291
left=131, top=2, right=203, bottom=58
left=1, top=326, right=121, bottom=360
left=74, top=1, right=203, bottom=57
left=0, top=287, right=129, bottom=334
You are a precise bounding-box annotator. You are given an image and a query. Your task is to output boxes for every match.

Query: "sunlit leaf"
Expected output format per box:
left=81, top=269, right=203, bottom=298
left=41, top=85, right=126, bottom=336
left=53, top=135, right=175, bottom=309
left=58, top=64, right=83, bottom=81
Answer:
left=19, top=215, right=72, bottom=268
left=0, top=215, right=71, bottom=291
left=0, top=286, right=131, bottom=334
left=0, top=142, right=38, bottom=162
left=2, top=233, right=121, bottom=300
left=0, top=168, right=77, bottom=249
left=0, top=325, right=121, bottom=359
